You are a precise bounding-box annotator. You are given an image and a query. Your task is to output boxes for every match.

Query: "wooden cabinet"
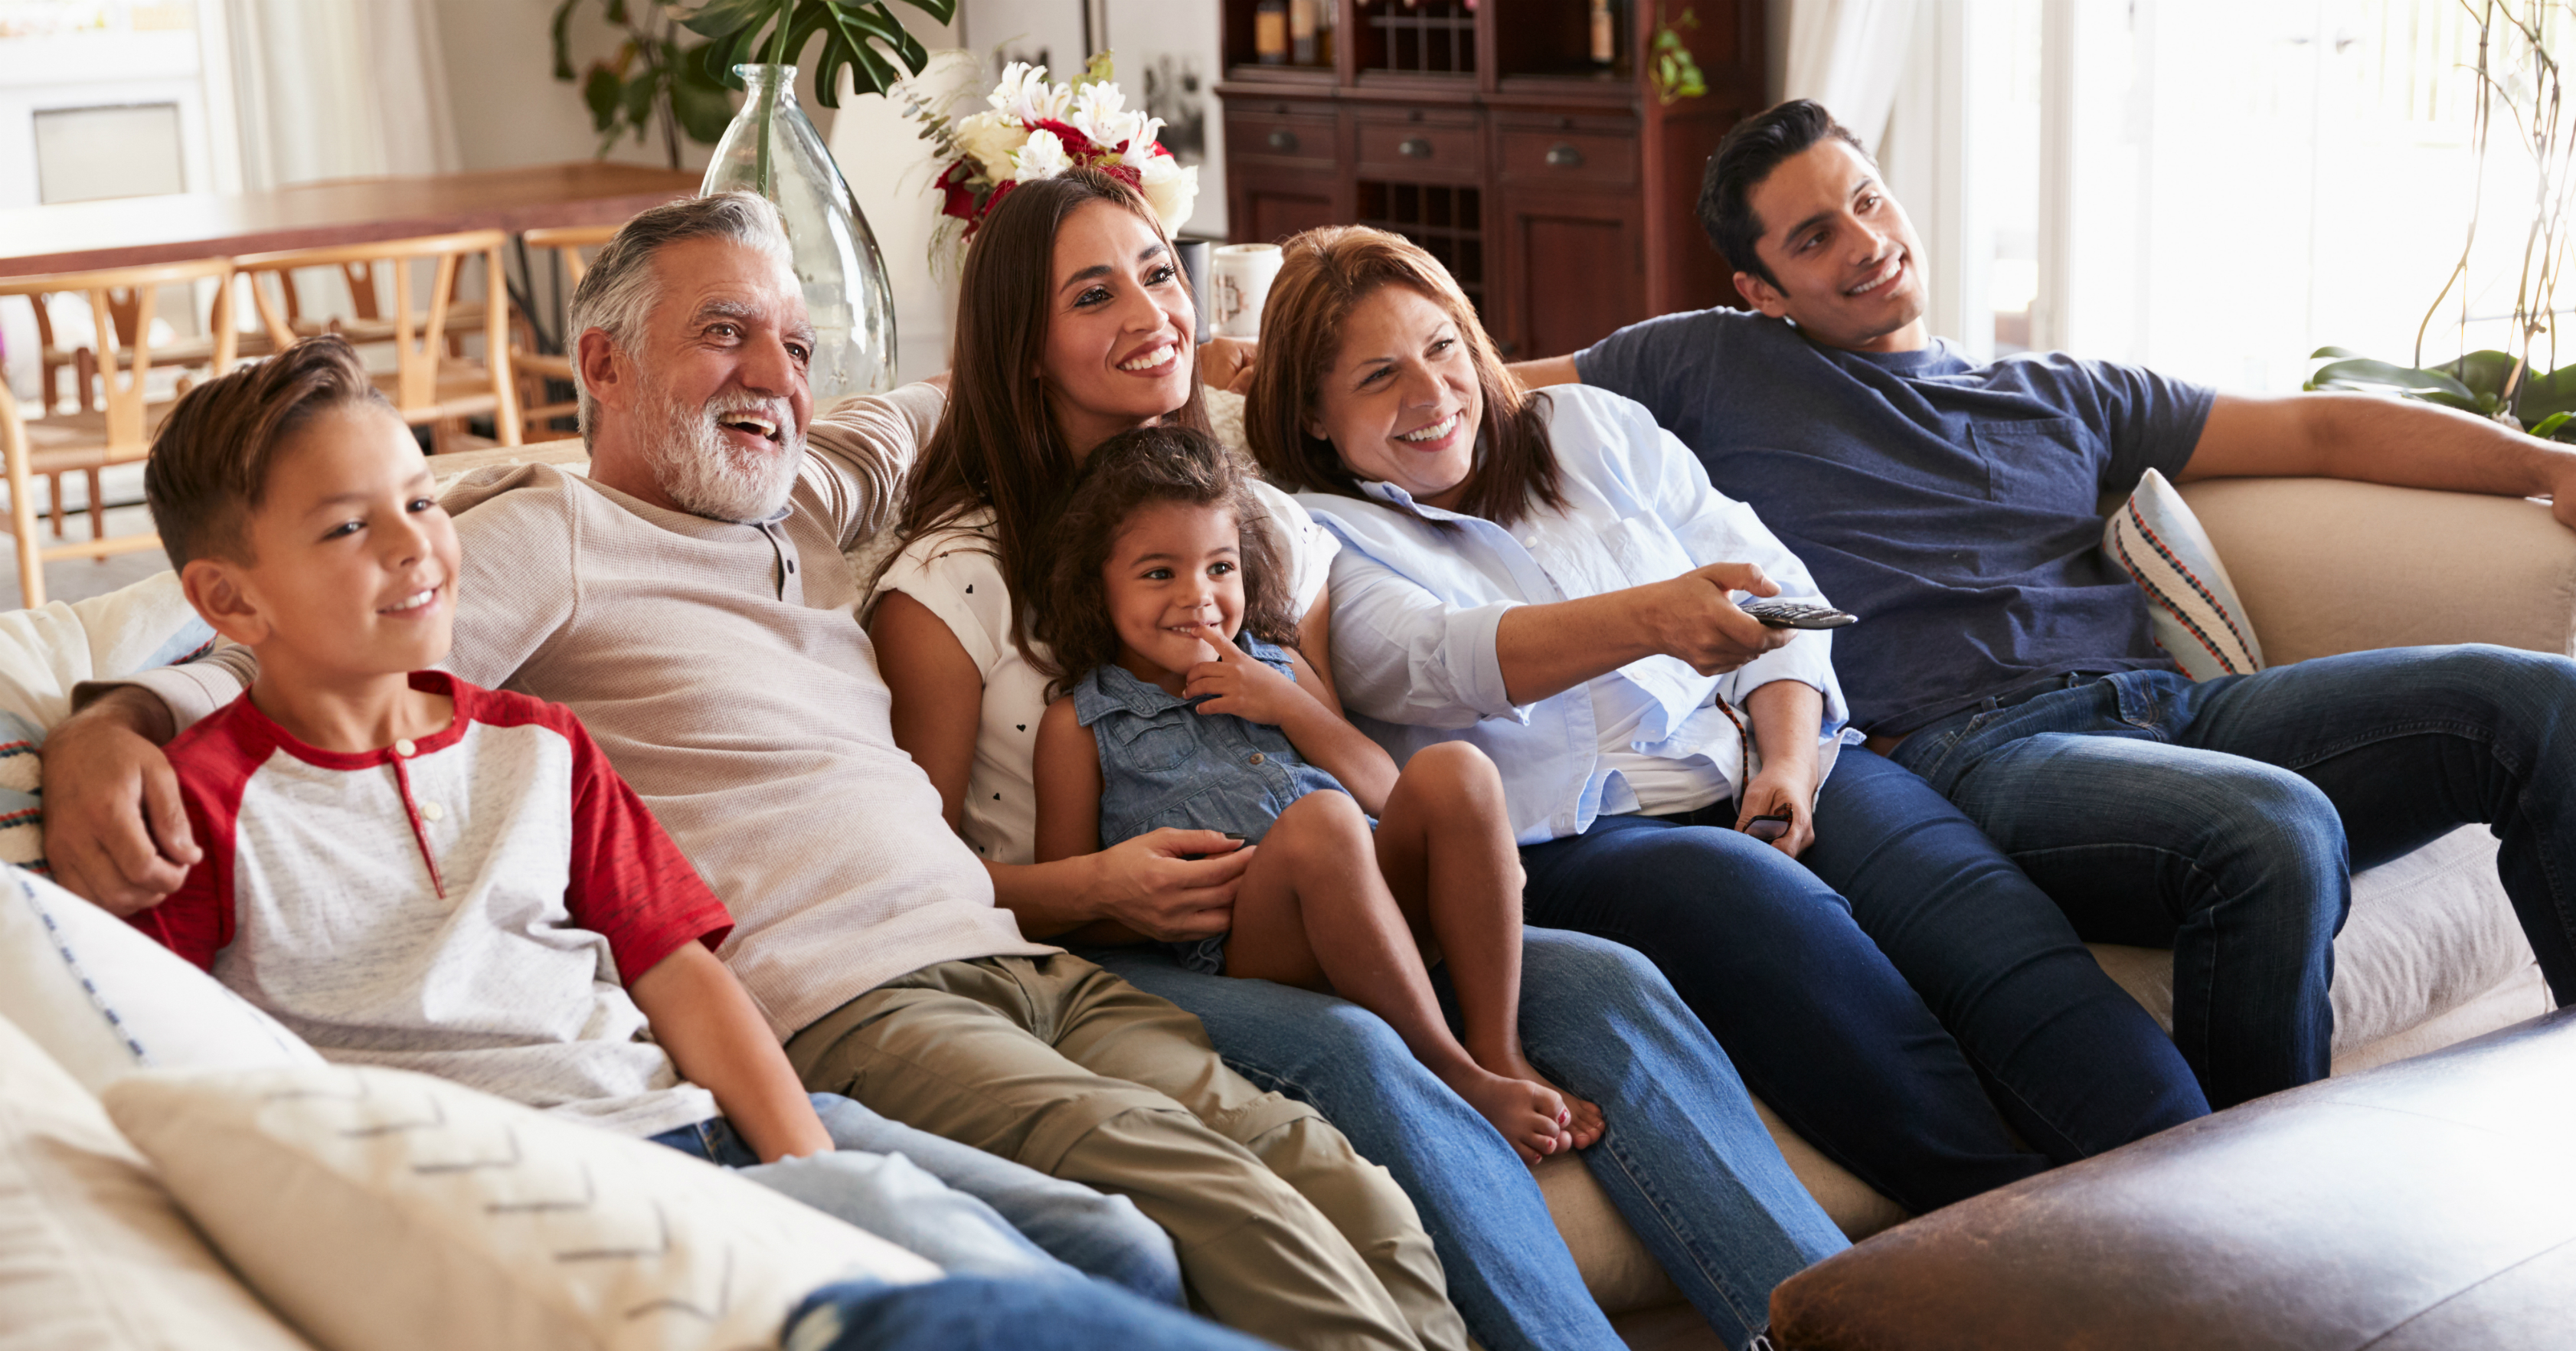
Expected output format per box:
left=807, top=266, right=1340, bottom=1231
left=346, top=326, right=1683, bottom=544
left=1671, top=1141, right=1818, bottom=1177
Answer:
left=1214, top=0, right=1765, bottom=358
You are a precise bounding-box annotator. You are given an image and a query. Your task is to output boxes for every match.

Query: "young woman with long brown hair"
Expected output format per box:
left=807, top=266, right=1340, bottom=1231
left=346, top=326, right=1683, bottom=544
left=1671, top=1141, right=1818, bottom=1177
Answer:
left=866, top=170, right=1848, bottom=1351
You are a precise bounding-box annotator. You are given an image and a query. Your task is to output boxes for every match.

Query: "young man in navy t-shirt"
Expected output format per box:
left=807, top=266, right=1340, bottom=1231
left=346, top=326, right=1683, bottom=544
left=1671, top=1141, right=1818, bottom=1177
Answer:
left=1516, top=99, right=2576, bottom=1109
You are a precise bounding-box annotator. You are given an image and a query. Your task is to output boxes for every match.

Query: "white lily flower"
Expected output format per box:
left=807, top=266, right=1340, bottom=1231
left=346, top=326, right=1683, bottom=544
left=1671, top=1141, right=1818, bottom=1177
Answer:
left=1120, top=115, right=1168, bottom=168
left=1014, top=127, right=1075, bottom=182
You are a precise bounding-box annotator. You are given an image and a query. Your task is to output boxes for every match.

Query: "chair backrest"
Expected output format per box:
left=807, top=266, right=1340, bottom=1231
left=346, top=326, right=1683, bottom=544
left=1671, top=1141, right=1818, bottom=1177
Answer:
left=0, top=258, right=236, bottom=452
left=235, top=230, right=515, bottom=418
left=521, top=224, right=619, bottom=291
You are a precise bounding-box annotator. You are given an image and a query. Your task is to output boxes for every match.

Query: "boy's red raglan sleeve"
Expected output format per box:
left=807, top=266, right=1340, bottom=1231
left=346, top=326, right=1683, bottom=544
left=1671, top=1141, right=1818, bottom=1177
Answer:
left=125, top=718, right=255, bottom=972
left=543, top=705, right=735, bottom=986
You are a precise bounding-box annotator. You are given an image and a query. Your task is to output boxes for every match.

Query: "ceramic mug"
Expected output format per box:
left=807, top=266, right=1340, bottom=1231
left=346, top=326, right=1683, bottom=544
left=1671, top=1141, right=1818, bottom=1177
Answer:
left=1210, top=243, right=1285, bottom=339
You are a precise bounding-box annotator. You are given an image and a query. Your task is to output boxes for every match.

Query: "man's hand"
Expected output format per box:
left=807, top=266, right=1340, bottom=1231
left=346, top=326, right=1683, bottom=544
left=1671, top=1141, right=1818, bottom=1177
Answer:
left=1182, top=625, right=1311, bottom=726
left=1638, top=562, right=1795, bottom=676
left=1077, top=829, right=1251, bottom=942
left=1201, top=337, right=1257, bottom=395
left=38, top=689, right=196, bottom=914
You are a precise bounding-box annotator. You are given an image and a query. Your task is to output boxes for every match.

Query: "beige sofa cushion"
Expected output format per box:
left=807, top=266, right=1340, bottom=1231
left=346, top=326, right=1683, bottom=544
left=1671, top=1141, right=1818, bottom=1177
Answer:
left=0, top=1012, right=315, bottom=1350
left=2178, top=479, right=2576, bottom=665
left=103, top=1064, right=940, bottom=1351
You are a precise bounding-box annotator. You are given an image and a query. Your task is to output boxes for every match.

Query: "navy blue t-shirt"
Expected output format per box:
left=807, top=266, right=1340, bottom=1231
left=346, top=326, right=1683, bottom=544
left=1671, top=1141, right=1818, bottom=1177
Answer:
left=1576, top=308, right=2217, bottom=736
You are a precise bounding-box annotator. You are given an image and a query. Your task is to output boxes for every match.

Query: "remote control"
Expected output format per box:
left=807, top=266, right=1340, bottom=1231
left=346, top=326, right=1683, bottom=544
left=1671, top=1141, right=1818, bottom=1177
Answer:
left=1741, top=598, right=1857, bottom=630
left=1744, top=813, right=1793, bottom=842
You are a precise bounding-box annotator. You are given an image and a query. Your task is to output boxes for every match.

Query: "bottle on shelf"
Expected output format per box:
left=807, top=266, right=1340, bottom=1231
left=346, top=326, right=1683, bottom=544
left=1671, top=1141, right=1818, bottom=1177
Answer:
left=1589, top=0, right=1618, bottom=67
left=1290, top=0, right=1319, bottom=64
left=1257, top=0, right=1289, bottom=64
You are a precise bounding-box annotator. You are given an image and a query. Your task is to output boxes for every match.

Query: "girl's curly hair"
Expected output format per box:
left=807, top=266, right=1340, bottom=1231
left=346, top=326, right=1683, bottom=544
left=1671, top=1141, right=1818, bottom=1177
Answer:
left=1028, top=424, right=1301, bottom=698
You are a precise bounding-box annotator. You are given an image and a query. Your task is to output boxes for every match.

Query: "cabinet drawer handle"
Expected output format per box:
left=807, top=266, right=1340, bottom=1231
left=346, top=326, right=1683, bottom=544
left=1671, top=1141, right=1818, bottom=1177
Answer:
left=1545, top=143, right=1585, bottom=168
left=1267, top=129, right=1301, bottom=153
left=1400, top=136, right=1433, bottom=159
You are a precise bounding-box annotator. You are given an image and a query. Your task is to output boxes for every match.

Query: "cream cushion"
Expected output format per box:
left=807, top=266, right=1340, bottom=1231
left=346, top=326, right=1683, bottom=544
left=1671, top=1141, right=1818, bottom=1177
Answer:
left=103, top=1064, right=939, bottom=1351
left=0, top=572, right=217, bottom=875
left=0, top=865, right=324, bottom=1094
left=0, top=1012, right=315, bottom=1350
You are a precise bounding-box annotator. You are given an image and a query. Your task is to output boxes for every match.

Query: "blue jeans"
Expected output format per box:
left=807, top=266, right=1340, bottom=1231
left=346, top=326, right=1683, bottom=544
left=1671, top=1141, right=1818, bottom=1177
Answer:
left=1089, top=927, right=1846, bottom=1351
left=1801, top=748, right=2209, bottom=1160
left=1888, top=646, right=2576, bottom=1107
left=786, top=1276, right=1274, bottom=1351
left=649, top=1092, right=1182, bottom=1304
left=1518, top=810, right=2052, bottom=1216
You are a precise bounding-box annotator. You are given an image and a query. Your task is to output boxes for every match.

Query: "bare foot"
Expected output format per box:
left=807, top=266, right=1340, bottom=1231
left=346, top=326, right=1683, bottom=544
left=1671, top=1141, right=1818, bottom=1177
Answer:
left=1476, top=1045, right=1605, bottom=1152
left=1447, top=1068, right=1574, bottom=1164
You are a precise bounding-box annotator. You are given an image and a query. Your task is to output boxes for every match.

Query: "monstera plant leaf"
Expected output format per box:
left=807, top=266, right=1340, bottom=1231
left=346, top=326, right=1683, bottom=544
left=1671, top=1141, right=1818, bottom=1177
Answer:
left=685, top=0, right=954, bottom=106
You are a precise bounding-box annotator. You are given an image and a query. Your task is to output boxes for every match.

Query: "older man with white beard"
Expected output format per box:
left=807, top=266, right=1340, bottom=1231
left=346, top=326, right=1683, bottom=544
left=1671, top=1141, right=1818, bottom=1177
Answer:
left=39, top=193, right=1466, bottom=1351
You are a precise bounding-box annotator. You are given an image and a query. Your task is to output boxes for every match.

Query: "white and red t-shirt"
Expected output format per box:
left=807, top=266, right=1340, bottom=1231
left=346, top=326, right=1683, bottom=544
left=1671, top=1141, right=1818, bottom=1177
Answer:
left=132, top=672, right=734, bottom=1138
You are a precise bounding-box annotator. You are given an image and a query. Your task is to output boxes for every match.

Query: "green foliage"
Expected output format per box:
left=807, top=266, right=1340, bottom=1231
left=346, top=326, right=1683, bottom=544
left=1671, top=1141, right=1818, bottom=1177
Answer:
left=2306, top=347, right=2576, bottom=442
left=681, top=0, right=952, bottom=109
left=1649, top=5, right=1705, bottom=106
left=552, top=1, right=736, bottom=167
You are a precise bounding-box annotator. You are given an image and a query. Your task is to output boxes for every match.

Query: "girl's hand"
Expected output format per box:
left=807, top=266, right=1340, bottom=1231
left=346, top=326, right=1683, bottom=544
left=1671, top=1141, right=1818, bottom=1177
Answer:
left=1184, top=625, right=1314, bottom=726
left=1734, top=758, right=1819, bottom=859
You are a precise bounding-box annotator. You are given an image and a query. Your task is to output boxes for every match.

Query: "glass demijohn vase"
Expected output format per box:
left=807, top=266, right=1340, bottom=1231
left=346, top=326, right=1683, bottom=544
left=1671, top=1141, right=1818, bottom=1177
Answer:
left=700, top=64, right=897, bottom=400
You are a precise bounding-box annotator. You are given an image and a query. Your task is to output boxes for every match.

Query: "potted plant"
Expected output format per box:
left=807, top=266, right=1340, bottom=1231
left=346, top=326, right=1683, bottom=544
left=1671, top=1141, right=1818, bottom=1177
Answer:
left=2307, top=2, right=2576, bottom=443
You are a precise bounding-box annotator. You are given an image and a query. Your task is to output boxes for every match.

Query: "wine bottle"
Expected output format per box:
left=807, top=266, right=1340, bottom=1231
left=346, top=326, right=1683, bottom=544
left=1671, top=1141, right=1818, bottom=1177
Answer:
left=1257, top=0, right=1289, bottom=64
left=1290, top=0, right=1319, bottom=64
left=1590, top=0, right=1617, bottom=67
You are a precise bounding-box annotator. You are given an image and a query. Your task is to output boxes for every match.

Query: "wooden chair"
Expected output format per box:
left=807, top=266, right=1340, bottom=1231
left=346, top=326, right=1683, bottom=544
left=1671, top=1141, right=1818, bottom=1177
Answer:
left=236, top=231, right=521, bottom=452
left=512, top=224, right=619, bottom=441
left=2, top=257, right=238, bottom=610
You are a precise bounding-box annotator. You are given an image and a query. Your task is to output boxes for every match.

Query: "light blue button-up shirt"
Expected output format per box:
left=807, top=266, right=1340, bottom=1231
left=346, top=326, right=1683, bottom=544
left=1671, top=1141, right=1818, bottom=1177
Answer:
left=1299, top=384, right=1853, bottom=845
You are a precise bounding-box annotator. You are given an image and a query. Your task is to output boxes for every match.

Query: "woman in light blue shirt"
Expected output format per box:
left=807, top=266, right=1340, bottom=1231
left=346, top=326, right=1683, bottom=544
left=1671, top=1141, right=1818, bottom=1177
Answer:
left=1244, top=226, right=2208, bottom=1216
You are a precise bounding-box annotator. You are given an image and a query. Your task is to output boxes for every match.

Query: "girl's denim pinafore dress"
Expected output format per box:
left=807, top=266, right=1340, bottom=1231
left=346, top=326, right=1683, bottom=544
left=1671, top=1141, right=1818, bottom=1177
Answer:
left=1074, top=632, right=1355, bottom=975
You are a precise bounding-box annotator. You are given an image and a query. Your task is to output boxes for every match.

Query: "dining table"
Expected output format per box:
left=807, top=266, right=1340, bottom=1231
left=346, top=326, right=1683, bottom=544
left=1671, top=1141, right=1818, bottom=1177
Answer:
left=0, top=162, right=700, bottom=279
left=0, top=162, right=701, bottom=352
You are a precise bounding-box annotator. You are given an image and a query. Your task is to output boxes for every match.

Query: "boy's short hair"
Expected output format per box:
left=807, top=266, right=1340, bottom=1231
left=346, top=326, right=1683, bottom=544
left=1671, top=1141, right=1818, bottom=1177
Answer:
left=145, top=335, right=394, bottom=568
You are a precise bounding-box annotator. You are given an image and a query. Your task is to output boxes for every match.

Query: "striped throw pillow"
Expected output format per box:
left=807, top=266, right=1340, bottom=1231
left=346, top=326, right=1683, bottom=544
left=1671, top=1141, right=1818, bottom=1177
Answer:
left=2104, top=469, right=2265, bottom=680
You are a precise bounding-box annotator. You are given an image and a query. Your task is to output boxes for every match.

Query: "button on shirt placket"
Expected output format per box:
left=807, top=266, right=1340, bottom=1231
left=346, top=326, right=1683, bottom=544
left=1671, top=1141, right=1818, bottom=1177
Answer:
left=757, top=518, right=803, bottom=604
left=385, top=740, right=448, bottom=898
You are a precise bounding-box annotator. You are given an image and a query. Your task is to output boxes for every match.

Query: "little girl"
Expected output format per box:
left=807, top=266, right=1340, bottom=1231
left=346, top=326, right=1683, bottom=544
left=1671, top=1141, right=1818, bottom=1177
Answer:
left=1029, top=424, right=1603, bottom=1163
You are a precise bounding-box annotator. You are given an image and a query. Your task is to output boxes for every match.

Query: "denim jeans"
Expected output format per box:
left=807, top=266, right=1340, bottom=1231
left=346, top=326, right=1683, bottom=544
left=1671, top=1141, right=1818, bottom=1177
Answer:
left=785, top=1276, right=1274, bottom=1351
left=1800, top=748, right=2209, bottom=1160
left=649, top=1092, right=1182, bottom=1304
left=1518, top=810, right=2051, bottom=1217
left=1888, top=646, right=2576, bottom=1107
left=1089, top=927, right=1846, bottom=1351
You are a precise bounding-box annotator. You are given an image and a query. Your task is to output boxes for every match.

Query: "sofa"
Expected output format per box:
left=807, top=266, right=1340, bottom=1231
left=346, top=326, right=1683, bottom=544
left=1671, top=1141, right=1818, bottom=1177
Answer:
left=2, top=433, right=2568, bottom=1351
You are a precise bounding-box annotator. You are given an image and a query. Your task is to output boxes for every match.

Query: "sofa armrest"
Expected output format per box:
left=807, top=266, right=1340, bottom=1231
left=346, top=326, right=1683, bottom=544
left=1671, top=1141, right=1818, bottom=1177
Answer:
left=2176, top=477, right=2576, bottom=664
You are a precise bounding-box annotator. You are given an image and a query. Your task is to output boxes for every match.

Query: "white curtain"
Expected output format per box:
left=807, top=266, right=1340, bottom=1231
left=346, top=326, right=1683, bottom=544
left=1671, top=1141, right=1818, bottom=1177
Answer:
left=1782, top=0, right=1921, bottom=154
left=225, top=0, right=459, bottom=189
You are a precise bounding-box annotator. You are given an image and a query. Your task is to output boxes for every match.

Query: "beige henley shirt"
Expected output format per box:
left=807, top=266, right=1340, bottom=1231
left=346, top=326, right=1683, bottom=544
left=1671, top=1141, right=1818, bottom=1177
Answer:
left=110, top=384, right=1058, bottom=1040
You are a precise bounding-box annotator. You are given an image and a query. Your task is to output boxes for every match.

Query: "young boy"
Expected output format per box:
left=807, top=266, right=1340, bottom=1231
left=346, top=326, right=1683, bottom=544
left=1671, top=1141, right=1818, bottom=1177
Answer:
left=123, top=336, right=1175, bottom=1298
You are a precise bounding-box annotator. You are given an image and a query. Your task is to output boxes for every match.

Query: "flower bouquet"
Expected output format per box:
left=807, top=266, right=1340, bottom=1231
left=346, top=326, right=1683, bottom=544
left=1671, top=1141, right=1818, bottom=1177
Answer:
left=897, top=53, right=1199, bottom=258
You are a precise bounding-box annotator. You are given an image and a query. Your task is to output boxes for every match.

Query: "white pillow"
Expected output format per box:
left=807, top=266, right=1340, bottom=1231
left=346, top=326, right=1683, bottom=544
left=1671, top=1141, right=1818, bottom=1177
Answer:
left=0, top=864, right=324, bottom=1094
left=0, top=569, right=217, bottom=874
left=2104, top=468, right=2267, bottom=679
left=103, top=1064, right=941, bottom=1351
left=0, top=1012, right=317, bottom=1350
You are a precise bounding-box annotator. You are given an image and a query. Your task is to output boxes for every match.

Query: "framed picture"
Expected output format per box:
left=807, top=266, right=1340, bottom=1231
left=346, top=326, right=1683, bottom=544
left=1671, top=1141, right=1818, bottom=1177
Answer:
left=1097, top=0, right=1224, bottom=237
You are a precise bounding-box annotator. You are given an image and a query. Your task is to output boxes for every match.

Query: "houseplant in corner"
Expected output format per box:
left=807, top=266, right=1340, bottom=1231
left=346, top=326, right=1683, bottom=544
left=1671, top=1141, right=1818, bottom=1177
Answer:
left=682, top=0, right=957, bottom=399
left=2307, top=2, right=2576, bottom=444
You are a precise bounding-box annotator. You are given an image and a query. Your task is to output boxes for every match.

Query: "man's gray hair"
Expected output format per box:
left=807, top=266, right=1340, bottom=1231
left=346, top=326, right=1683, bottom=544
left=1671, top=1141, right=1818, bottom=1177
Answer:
left=565, top=191, right=794, bottom=444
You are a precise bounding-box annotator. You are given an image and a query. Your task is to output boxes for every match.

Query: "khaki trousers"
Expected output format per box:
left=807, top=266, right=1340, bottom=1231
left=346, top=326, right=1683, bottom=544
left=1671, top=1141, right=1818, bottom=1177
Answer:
left=786, top=954, right=1467, bottom=1351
